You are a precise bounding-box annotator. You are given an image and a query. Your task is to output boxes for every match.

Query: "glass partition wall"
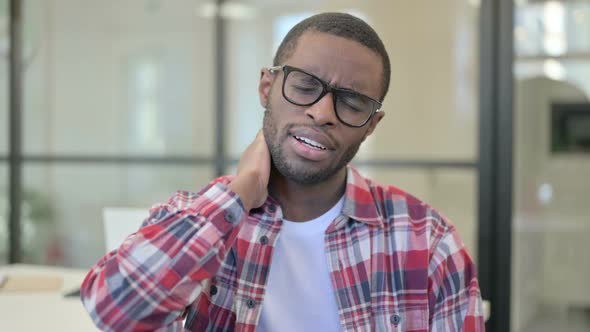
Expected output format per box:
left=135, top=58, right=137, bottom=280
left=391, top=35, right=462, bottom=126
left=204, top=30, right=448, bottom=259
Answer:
left=3, top=0, right=482, bottom=272
left=12, top=0, right=216, bottom=267
left=512, top=1, right=590, bottom=331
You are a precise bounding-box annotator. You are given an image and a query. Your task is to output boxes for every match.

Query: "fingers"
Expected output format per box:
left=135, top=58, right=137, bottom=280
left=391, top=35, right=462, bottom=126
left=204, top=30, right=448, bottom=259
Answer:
left=255, top=129, right=266, bottom=146
left=230, top=129, right=271, bottom=211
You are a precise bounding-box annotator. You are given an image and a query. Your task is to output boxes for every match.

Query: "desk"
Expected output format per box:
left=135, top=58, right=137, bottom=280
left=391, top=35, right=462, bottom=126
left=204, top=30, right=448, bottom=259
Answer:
left=0, top=264, right=98, bottom=331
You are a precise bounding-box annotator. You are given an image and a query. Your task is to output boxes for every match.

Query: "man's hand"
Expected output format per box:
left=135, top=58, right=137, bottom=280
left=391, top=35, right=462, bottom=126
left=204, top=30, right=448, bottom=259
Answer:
left=228, top=130, right=271, bottom=211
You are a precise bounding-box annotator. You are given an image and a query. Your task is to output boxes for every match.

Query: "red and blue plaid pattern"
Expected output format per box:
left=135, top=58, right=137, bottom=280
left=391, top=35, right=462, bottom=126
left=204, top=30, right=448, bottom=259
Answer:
left=81, top=166, right=484, bottom=331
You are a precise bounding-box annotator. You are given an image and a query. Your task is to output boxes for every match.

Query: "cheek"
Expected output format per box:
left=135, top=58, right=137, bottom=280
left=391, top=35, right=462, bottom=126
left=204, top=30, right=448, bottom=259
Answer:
left=269, top=83, right=284, bottom=107
left=269, top=103, right=302, bottom=128
left=340, top=129, right=366, bottom=147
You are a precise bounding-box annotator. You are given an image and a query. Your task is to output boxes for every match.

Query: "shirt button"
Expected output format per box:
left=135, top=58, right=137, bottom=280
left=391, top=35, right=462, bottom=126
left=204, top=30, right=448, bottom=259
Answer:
left=267, top=205, right=276, bottom=213
left=390, top=314, right=401, bottom=325
left=225, top=211, right=235, bottom=224
left=209, top=285, right=218, bottom=296
left=246, top=298, right=256, bottom=309
left=259, top=235, right=269, bottom=245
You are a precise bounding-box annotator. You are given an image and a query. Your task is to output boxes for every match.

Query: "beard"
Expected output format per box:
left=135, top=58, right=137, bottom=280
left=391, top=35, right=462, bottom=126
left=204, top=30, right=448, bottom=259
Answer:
left=262, top=106, right=361, bottom=185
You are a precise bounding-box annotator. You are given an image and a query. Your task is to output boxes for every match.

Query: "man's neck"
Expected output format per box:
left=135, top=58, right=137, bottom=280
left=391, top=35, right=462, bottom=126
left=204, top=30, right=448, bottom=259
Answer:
left=268, top=167, right=347, bottom=222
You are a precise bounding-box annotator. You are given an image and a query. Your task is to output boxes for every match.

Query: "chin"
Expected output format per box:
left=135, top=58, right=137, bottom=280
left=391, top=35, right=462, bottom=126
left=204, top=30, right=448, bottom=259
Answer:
left=275, top=160, right=343, bottom=185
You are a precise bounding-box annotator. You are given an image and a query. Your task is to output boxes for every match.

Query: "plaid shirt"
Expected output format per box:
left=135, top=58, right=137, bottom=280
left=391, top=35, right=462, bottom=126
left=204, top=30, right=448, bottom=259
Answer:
left=81, top=166, right=484, bottom=331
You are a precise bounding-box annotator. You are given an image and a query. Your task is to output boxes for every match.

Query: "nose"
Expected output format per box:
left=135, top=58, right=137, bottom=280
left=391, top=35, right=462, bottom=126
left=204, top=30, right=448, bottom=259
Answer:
left=304, top=93, right=338, bottom=127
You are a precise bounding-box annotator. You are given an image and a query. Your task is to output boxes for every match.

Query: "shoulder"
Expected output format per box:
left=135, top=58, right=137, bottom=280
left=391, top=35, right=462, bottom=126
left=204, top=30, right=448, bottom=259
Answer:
left=148, top=176, right=235, bottom=216
left=363, top=175, right=455, bottom=247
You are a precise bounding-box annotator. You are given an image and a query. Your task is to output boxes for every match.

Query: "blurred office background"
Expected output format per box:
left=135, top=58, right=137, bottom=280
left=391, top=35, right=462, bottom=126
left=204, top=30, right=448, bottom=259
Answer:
left=0, top=1, right=588, bottom=331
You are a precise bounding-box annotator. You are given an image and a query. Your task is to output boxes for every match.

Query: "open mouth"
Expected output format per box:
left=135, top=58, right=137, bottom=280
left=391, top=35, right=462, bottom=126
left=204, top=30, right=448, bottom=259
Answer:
left=293, top=135, right=327, bottom=150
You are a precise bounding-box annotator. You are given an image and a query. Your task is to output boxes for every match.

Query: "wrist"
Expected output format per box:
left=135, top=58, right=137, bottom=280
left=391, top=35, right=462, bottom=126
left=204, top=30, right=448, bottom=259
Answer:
left=228, top=176, right=255, bottom=212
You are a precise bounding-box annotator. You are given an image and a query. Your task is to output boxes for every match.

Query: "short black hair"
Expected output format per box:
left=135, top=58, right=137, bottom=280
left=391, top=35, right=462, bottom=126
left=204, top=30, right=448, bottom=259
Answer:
left=273, top=12, right=391, bottom=102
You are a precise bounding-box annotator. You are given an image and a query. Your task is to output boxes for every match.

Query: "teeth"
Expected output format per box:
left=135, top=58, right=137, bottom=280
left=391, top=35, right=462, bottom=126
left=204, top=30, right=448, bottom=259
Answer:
left=294, top=136, right=327, bottom=150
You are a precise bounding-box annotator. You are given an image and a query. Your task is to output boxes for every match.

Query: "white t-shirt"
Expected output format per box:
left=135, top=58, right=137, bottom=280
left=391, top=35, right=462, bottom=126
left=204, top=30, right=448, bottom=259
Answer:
left=257, top=197, right=345, bottom=332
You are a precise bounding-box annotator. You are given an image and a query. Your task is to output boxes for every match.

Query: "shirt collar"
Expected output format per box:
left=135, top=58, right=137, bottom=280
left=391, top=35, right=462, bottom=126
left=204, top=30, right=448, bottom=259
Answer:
left=341, top=165, right=384, bottom=228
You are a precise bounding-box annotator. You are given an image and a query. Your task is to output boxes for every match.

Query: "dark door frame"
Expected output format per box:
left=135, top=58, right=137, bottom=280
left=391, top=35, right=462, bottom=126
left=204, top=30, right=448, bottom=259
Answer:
left=477, top=0, right=514, bottom=331
left=8, top=0, right=23, bottom=264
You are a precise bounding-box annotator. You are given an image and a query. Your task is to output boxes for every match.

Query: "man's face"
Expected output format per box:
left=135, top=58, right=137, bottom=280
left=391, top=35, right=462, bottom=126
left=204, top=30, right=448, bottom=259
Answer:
left=259, top=32, right=385, bottom=185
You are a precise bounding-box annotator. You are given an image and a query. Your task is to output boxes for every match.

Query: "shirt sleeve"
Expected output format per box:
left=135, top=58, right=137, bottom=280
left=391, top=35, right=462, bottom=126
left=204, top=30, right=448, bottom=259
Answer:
left=428, top=228, right=485, bottom=331
left=80, top=180, right=246, bottom=332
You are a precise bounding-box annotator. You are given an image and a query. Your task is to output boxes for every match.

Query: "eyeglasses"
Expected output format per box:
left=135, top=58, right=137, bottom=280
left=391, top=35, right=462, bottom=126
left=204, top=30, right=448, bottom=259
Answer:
left=268, top=65, right=382, bottom=128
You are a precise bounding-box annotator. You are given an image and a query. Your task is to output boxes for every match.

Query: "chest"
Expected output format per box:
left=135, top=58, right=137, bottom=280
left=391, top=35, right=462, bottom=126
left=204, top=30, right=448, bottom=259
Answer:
left=190, top=219, right=431, bottom=331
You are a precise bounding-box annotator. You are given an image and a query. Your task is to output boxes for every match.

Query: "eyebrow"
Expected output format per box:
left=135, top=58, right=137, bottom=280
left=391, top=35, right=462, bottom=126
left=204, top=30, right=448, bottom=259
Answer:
left=303, top=66, right=367, bottom=93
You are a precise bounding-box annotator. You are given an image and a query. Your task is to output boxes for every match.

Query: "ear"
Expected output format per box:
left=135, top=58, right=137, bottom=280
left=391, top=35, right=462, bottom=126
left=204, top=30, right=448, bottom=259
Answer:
left=362, top=111, right=385, bottom=141
left=259, top=68, right=274, bottom=108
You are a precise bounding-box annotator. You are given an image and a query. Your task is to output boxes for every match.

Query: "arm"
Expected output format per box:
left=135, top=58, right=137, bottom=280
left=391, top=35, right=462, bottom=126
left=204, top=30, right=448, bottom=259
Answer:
left=81, top=182, right=246, bottom=331
left=81, top=131, right=270, bottom=331
left=428, top=228, right=485, bottom=331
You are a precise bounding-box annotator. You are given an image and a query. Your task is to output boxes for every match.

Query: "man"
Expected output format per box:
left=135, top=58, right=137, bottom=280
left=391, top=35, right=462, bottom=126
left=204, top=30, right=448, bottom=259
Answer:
left=81, top=13, right=484, bottom=331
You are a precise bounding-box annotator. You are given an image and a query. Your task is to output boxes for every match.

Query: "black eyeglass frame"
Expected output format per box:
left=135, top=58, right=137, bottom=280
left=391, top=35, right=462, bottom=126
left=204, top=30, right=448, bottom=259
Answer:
left=268, top=65, right=383, bottom=128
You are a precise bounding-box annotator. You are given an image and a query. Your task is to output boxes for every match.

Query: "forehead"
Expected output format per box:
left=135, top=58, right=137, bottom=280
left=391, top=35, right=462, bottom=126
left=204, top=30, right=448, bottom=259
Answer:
left=282, top=32, right=383, bottom=98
